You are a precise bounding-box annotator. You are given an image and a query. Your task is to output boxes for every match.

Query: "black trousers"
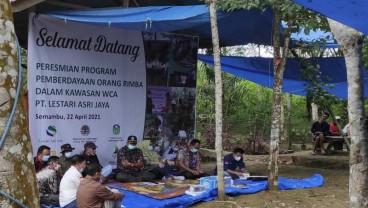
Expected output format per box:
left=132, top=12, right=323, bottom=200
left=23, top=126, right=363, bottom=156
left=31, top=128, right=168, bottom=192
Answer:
left=115, top=171, right=155, bottom=182
left=177, top=170, right=207, bottom=179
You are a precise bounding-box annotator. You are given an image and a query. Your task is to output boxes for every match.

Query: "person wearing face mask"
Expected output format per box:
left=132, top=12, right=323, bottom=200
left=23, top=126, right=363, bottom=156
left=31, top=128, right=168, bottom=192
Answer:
left=76, top=163, right=124, bottom=208
left=220, top=148, right=247, bottom=180
left=82, top=142, right=113, bottom=183
left=36, top=156, right=61, bottom=207
left=59, top=143, right=75, bottom=175
left=82, top=142, right=102, bottom=168
left=176, top=139, right=207, bottom=179
left=148, top=139, right=185, bottom=181
left=115, top=135, right=155, bottom=182
left=59, top=154, right=87, bottom=208
left=34, top=145, right=51, bottom=173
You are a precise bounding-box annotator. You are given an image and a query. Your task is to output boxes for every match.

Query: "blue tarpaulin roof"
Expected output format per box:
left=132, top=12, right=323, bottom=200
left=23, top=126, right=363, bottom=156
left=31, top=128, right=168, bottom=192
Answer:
left=198, top=54, right=368, bottom=99
left=47, top=5, right=336, bottom=48
left=292, top=0, right=368, bottom=35
left=48, top=5, right=274, bottom=47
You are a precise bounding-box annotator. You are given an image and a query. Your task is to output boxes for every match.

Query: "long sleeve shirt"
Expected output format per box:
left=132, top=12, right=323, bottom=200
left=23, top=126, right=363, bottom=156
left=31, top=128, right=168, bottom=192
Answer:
left=76, top=175, right=124, bottom=208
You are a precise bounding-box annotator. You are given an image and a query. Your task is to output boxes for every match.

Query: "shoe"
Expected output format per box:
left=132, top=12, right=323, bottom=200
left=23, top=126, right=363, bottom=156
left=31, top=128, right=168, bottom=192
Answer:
left=172, top=176, right=185, bottom=181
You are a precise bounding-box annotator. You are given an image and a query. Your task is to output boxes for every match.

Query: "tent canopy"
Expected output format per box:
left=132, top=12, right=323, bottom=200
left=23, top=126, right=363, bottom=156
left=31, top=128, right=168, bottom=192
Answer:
left=47, top=5, right=336, bottom=48
left=292, top=0, right=368, bottom=35
left=198, top=54, right=368, bottom=99
left=48, top=5, right=273, bottom=47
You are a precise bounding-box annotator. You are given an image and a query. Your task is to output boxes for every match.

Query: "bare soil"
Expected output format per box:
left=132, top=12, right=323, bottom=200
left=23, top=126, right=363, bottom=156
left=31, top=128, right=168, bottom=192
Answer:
left=193, top=151, right=349, bottom=208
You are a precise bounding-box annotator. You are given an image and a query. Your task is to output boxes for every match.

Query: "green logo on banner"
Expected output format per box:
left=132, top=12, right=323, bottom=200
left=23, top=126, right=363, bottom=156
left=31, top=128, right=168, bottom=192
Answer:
left=113, top=124, right=120, bottom=135
left=46, top=125, right=57, bottom=137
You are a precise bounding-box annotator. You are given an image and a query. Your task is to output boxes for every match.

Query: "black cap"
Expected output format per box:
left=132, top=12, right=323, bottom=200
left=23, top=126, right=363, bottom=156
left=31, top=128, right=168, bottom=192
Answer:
left=60, top=143, right=75, bottom=153
left=127, top=135, right=138, bottom=142
left=84, top=141, right=97, bottom=149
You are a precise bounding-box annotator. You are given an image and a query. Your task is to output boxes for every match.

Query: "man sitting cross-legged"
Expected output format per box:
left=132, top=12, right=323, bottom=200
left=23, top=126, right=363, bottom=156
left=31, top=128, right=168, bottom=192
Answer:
left=115, top=135, right=155, bottom=182
left=77, top=163, right=124, bottom=208
left=222, top=147, right=248, bottom=179
left=36, top=156, right=62, bottom=207
left=176, top=139, right=207, bottom=179
left=148, top=139, right=185, bottom=181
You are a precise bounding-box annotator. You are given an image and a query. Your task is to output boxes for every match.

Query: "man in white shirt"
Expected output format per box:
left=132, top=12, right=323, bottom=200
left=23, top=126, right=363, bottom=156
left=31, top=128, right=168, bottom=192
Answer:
left=59, top=154, right=87, bottom=208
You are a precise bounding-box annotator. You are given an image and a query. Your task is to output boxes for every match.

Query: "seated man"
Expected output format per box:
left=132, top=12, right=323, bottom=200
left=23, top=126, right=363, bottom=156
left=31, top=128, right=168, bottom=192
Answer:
left=82, top=142, right=102, bottom=168
left=115, top=135, right=155, bottom=182
left=176, top=139, right=206, bottom=179
left=82, top=141, right=112, bottom=182
left=77, top=163, right=124, bottom=208
left=36, top=156, right=61, bottom=207
left=59, top=143, right=75, bottom=175
left=59, top=155, right=87, bottom=208
left=222, top=148, right=248, bottom=179
left=34, top=145, right=51, bottom=173
left=148, top=139, right=184, bottom=180
left=311, top=112, right=331, bottom=155
left=329, top=116, right=342, bottom=136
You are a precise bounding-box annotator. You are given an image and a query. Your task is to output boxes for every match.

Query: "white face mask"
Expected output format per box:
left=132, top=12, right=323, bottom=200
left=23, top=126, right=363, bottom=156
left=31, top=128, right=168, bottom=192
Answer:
left=234, top=156, right=242, bottom=161
left=65, top=152, right=73, bottom=158
left=42, top=155, right=50, bottom=162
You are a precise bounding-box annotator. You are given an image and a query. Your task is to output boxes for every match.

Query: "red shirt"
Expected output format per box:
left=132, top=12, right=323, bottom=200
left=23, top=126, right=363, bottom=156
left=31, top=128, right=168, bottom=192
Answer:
left=329, top=123, right=339, bottom=134
left=34, top=156, right=47, bottom=173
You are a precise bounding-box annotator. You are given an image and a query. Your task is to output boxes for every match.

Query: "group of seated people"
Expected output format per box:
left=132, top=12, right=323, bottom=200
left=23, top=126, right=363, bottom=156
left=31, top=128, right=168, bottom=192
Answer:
left=310, top=112, right=347, bottom=155
left=35, top=136, right=248, bottom=208
left=35, top=142, right=123, bottom=208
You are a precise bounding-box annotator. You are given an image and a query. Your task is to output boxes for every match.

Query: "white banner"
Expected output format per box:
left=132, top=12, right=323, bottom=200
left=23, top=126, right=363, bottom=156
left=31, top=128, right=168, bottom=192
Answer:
left=28, top=14, right=146, bottom=166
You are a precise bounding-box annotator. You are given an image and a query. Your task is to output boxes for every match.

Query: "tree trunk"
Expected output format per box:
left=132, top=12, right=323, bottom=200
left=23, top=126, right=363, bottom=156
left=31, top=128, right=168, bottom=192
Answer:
left=284, top=93, right=292, bottom=150
left=209, top=0, right=225, bottom=200
left=0, top=1, right=40, bottom=207
left=311, top=103, right=319, bottom=121
left=268, top=0, right=292, bottom=191
left=280, top=97, right=284, bottom=141
left=328, top=18, right=368, bottom=208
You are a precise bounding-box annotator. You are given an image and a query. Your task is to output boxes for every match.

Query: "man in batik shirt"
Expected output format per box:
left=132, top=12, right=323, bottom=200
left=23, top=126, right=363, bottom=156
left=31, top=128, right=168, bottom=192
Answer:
left=115, top=135, right=155, bottom=182
left=176, top=139, right=207, bottom=179
left=36, top=156, right=61, bottom=206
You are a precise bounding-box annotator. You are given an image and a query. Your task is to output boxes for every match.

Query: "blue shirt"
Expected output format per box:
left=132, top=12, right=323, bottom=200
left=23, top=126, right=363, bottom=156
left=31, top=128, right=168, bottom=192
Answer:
left=223, top=153, right=245, bottom=171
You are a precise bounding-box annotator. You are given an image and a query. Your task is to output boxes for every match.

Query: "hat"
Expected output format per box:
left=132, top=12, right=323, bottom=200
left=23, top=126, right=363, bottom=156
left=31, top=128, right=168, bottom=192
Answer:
left=84, top=141, right=97, bottom=149
left=127, top=135, right=138, bottom=142
left=335, top=116, right=341, bottom=120
left=60, top=143, right=75, bottom=153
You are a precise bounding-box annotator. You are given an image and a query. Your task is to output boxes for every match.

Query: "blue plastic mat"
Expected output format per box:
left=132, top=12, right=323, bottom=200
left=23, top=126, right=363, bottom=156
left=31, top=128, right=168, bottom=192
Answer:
left=120, top=189, right=216, bottom=208
left=42, top=174, right=324, bottom=208
left=119, top=174, right=324, bottom=207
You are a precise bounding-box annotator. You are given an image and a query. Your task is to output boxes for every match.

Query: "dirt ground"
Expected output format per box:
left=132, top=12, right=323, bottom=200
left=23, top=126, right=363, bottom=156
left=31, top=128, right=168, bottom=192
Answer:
left=192, top=151, right=349, bottom=208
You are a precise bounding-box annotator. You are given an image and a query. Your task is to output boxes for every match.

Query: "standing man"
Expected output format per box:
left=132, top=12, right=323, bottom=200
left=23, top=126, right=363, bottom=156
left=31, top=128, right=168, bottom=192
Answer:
left=311, top=112, right=331, bottom=155
left=77, top=163, right=124, bottom=208
left=34, top=145, right=51, bottom=173
left=222, top=148, right=248, bottom=179
left=115, top=135, right=155, bottom=182
left=59, top=143, right=75, bottom=175
left=36, top=156, right=61, bottom=207
left=176, top=139, right=206, bottom=179
left=59, top=155, right=87, bottom=208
